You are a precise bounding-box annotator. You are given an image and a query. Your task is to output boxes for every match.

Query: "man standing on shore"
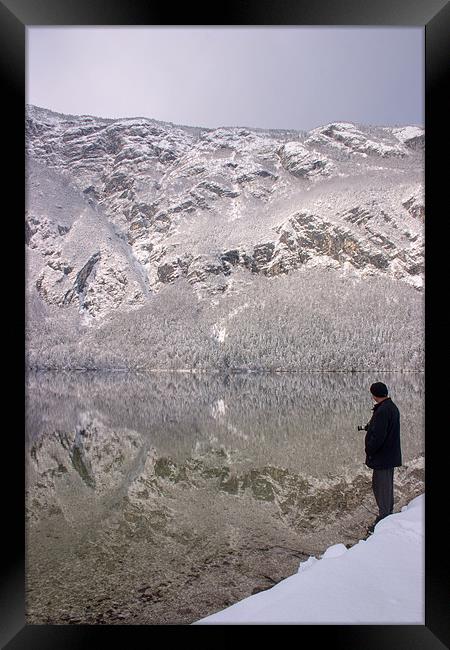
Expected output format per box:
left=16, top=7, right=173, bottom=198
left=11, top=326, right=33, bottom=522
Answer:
left=364, top=382, right=402, bottom=534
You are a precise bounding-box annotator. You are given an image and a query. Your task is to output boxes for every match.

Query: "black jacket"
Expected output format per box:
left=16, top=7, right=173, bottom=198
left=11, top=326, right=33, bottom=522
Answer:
left=364, top=397, right=402, bottom=470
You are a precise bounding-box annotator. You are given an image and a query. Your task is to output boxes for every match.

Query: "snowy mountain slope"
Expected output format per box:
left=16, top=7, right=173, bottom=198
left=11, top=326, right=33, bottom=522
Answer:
left=26, top=106, right=424, bottom=304
left=26, top=158, right=150, bottom=322
left=25, top=105, right=424, bottom=369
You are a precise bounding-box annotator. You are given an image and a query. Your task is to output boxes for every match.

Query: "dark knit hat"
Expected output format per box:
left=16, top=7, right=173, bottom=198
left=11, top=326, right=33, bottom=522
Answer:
left=370, top=382, right=388, bottom=397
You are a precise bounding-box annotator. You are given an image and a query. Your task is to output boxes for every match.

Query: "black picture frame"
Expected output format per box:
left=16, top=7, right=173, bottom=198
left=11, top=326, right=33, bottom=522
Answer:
left=2, top=0, right=448, bottom=646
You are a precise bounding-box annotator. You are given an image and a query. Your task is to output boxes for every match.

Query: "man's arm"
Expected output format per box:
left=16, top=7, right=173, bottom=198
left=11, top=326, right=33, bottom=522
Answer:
left=365, top=407, right=389, bottom=456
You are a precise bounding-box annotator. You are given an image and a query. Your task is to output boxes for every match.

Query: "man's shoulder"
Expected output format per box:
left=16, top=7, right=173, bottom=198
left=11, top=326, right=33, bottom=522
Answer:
left=385, top=398, right=400, bottom=415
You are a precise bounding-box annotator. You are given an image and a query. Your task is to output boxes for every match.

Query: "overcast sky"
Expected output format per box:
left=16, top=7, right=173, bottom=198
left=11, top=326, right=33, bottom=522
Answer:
left=26, top=27, right=423, bottom=131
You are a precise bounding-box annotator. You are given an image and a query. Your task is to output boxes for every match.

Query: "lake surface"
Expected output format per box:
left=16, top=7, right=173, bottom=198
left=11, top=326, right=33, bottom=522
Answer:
left=25, top=371, right=424, bottom=624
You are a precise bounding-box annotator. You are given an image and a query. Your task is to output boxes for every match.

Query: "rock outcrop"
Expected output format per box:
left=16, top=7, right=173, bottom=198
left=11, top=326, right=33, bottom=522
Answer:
left=25, top=105, right=424, bottom=322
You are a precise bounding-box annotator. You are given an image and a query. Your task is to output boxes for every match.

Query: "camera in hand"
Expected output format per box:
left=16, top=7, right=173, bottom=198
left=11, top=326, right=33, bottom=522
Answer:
left=357, top=424, right=369, bottom=431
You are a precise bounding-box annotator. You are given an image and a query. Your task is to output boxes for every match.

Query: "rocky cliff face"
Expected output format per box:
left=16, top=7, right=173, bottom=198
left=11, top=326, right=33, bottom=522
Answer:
left=26, top=105, right=424, bottom=324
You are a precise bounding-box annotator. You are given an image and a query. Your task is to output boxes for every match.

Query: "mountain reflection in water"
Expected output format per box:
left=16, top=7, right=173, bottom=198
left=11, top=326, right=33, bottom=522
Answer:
left=25, top=371, right=424, bottom=625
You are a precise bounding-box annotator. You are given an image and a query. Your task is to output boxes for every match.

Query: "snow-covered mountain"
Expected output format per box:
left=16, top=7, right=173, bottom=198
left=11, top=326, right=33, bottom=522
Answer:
left=25, top=105, right=424, bottom=370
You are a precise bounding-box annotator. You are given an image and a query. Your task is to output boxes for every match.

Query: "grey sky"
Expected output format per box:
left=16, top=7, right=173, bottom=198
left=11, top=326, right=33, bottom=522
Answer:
left=26, top=27, right=424, bottom=131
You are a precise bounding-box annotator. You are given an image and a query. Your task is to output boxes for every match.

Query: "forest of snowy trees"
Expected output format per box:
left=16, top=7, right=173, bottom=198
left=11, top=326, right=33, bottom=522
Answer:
left=26, top=268, right=423, bottom=372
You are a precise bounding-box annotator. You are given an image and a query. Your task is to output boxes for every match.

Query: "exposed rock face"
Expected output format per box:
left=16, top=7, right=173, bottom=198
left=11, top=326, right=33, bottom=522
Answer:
left=393, top=126, right=425, bottom=150
left=26, top=155, right=149, bottom=321
left=74, top=252, right=101, bottom=293
left=25, top=105, right=424, bottom=323
left=278, top=142, right=333, bottom=178
left=305, top=122, right=408, bottom=158
left=402, top=187, right=425, bottom=221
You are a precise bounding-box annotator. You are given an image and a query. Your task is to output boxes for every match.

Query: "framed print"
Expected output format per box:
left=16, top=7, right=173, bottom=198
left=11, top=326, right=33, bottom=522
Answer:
left=1, top=0, right=448, bottom=647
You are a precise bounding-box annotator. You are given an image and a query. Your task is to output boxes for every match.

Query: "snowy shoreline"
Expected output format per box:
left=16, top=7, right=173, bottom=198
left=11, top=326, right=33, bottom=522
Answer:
left=194, top=493, right=424, bottom=625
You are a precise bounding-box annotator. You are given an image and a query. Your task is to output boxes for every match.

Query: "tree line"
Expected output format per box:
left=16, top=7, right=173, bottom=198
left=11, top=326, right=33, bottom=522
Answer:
left=26, top=267, right=424, bottom=372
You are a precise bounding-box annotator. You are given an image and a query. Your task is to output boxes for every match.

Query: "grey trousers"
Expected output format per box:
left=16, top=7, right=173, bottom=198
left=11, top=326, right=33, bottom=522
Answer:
left=372, top=468, right=394, bottom=519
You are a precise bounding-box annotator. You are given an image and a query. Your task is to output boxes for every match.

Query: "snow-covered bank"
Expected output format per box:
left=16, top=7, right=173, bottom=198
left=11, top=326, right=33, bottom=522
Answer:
left=194, top=494, right=424, bottom=624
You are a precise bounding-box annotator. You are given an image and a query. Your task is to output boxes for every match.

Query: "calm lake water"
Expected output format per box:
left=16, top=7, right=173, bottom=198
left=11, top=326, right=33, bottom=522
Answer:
left=25, top=371, right=424, bottom=624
